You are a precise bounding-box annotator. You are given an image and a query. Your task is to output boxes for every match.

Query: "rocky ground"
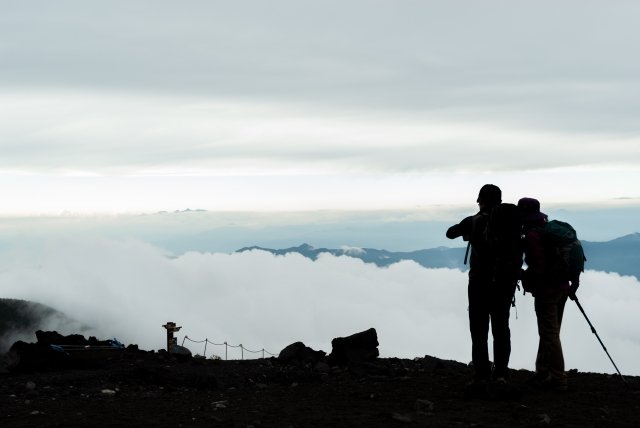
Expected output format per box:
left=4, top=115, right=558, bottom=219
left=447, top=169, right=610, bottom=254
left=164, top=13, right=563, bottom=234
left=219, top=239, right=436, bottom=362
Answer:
left=1, top=341, right=639, bottom=428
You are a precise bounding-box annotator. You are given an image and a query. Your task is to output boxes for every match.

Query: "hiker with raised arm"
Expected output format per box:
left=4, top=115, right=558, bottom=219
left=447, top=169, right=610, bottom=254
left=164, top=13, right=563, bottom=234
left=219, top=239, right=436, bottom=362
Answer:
left=447, top=184, right=523, bottom=396
left=518, top=197, right=574, bottom=391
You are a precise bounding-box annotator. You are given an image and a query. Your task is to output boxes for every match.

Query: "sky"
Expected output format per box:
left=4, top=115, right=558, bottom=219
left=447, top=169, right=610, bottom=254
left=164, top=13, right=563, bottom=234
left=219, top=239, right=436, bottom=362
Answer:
left=1, top=2, right=639, bottom=376
left=2, top=237, right=639, bottom=376
left=1, top=1, right=640, bottom=215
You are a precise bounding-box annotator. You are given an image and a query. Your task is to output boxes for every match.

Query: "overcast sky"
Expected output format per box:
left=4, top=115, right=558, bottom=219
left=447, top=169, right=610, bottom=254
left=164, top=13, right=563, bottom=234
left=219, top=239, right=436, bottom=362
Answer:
left=1, top=1, right=639, bottom=214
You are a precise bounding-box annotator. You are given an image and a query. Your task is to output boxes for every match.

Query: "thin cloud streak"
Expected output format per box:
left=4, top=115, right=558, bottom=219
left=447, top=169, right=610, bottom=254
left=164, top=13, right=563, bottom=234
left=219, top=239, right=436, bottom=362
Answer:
left=1, top=169, right=639, bottom=215
left=1, top=90, right=639, bottom=174
left=1, top=238, right=638, bottom=376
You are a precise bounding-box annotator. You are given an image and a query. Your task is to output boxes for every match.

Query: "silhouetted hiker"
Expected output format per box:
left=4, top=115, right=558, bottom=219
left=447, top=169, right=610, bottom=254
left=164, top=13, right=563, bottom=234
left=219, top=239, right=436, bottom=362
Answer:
left=518, top=197, right=570, bottom=391
left=446, top=184, right=521, bottom=396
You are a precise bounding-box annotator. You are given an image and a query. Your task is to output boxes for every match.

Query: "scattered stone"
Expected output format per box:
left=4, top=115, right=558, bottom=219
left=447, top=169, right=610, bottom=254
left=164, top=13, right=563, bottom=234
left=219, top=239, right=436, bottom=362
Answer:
left=25, top=381, right=36, bottom=391
left=101, top=389, right=117, bottom=396
left=416, top=399, right=435, bottom=414
left=391, top=412, right=413, bottom=423
left=313, top=361, right=330, bottom=373
left=212, top=400, right=228, bottom=409
left=538, top=413, right=551, bottom=425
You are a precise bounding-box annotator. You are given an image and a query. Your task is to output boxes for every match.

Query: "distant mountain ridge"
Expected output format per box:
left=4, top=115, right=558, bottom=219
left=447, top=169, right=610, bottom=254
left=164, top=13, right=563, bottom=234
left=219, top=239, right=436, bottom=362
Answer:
left=580, top=232, right=640, bottom=279
left=237, top=233, right=640, bottom=280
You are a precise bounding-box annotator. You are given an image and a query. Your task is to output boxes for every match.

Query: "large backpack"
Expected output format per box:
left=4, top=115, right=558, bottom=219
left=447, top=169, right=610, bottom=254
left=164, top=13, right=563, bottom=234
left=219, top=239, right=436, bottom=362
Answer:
left=484, top=203, right=524, bottom=283
left=539, top=220, right=586, bottom=283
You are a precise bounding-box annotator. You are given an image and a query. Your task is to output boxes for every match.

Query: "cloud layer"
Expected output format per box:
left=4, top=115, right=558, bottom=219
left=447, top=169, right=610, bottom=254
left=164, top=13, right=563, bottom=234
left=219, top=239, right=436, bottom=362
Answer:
left=2, top=237, right=638, bottom=376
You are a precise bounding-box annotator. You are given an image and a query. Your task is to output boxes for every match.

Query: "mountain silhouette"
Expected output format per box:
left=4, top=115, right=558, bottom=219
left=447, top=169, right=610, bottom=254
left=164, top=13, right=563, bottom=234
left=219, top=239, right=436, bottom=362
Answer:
left=237, top=233, right=640, bottom=280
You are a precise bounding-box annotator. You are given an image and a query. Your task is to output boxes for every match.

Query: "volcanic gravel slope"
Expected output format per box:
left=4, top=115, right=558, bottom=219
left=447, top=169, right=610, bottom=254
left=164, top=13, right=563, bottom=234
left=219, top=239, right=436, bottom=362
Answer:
left=1, top=348, right=639, bottom=428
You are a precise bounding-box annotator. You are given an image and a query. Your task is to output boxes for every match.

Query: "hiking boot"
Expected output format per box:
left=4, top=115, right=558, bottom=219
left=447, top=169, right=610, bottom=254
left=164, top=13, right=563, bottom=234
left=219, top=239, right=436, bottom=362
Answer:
left=492, top=367, right=510, bottom=382
left=540, top=375, right=568, bottom=391
left=526, top=372, right=549, bottom=386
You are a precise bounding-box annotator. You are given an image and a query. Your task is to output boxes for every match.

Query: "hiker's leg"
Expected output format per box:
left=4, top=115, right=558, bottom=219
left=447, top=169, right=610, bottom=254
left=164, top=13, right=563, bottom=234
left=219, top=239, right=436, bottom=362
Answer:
left=557, top=292, right=568, bottom=328
left=550, top=291, right=568, bottom=382
left=534, top=292, right=565, bottom=379
left=469, top=280, right=491, bottom=381
left=534, top=295, right=551, bottom=374
left=491, top=282, right=516, bottom=379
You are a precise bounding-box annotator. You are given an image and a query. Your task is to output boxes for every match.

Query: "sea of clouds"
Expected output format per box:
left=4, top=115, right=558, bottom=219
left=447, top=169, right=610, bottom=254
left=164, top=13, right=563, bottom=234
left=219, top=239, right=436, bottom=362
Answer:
left=1, top=236, right=638, bottom=376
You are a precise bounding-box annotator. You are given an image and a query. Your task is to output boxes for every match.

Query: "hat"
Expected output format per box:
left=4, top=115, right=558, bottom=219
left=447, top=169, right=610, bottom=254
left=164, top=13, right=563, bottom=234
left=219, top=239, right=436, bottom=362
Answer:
left=477, top=184, right=501, bottom=206
left=518, top=197, right=548, bottom=224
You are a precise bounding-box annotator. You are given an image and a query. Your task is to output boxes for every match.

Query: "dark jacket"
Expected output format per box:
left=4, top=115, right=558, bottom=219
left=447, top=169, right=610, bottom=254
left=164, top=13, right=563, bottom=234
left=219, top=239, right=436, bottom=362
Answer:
left=447, top=210, right=496, bottom=279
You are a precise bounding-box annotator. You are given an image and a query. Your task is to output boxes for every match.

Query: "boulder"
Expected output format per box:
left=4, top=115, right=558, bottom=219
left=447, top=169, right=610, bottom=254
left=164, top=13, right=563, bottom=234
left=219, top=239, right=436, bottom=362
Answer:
left=278, top=342, right=325, bottom=364
left=36, top=330, right=86, bottom=346
left=9, top=331, right=125, bottom=371
left=170, top=344, right=192, bottom=359
left=328, top=328, right=379, bottom=366
left=9, top=340, right=71, bottom=371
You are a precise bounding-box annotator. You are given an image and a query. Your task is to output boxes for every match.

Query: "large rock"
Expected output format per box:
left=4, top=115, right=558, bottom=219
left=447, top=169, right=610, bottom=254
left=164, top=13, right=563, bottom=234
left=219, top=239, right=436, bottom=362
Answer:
left=278, top=342, right=325, bottom=364
left=328, top=328, right=379, bottom=366
left=7, top=340, right=68, bottom=372
left=170, top=344, right=192, bottom=359
left=35, top=330, right=87, bottom=346
left=35, top=330, right=118, bottom=347
left=9, top=331, right=126, bottom=371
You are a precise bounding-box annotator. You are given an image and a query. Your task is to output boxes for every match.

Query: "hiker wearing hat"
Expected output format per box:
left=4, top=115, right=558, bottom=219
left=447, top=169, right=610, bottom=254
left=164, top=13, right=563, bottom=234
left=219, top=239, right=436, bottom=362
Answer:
left=518, top=197, right=570, bottom=391
left=447, top=184, right=519, bottom=393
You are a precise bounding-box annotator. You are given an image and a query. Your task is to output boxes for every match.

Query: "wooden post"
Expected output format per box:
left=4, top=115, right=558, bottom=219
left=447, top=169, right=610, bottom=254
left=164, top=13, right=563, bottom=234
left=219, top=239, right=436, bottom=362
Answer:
left=162, top=322, right=182, bottom=354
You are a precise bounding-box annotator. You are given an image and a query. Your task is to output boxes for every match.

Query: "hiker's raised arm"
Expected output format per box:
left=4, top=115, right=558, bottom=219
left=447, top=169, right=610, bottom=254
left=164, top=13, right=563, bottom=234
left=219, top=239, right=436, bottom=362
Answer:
left=446, top=216, right=472, bottom=240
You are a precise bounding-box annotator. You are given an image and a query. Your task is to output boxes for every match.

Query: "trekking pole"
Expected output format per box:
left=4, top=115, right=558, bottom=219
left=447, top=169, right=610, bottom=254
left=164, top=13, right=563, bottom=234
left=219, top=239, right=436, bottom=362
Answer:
left=572, top=296, right=628, bottom=387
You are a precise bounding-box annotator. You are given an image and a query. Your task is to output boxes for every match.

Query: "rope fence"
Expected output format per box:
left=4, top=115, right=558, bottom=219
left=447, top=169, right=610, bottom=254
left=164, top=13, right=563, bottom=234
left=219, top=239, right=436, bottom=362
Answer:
left=181, top=336, right=279, bottom=360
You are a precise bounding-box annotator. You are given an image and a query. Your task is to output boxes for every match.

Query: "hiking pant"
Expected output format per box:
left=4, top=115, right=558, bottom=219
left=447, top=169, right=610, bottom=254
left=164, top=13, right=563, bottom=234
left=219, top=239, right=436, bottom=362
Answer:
left=468, top=278, right=516, bottom=381
left=534, top=289, right=569, bottom=382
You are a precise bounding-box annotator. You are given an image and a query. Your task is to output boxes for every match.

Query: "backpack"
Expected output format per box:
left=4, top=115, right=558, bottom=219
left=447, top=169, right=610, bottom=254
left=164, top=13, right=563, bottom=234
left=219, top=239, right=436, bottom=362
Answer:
left=483, top=203, right=524, bottom=283
left=539, top=220, right=586, bottom=283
